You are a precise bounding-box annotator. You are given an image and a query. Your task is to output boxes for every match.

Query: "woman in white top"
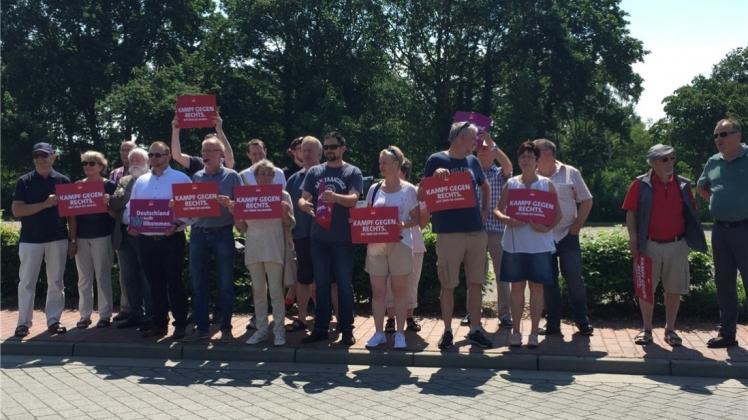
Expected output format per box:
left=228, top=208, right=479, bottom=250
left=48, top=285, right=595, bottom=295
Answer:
left=494, top=141, right=562, bottom=348
left=364, top=146, right=420, bottom=350
left=235, top=159, right=295, bottom=346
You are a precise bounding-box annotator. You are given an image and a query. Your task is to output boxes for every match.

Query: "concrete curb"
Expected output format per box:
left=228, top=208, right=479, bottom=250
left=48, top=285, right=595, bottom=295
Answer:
left=2, top=340, right=745, bottom=379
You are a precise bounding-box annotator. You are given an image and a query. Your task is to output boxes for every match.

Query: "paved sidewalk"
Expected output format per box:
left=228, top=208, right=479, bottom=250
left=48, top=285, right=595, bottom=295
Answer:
left=2, top=310, right=747, bottom=378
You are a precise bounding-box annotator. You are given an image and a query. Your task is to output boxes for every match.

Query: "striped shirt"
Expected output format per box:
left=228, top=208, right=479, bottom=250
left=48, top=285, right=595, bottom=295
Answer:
left=478, top=164, right=508, bottom=234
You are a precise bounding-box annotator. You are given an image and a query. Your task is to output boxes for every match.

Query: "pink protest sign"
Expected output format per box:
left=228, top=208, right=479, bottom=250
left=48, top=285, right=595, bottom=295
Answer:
left=421, top=172, right=477, bottom=212
left=128, top=199, right=173, bottom=234
left=55, top=182, right=107, bottom=216
left=350, top=207, right=400, bottom=244
left=234, top=184, right=282, bottom=220
left=453, top=111, right=492, bottom=133
left=633, top=255, right=653, bottom=304
left=176, top=95, right=217, bottom=128
left=506, top=189, right=557, bottom=225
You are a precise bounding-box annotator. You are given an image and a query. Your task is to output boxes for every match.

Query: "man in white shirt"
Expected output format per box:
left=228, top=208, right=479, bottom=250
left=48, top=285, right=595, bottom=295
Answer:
left=240, top=139, right=286, bottom=186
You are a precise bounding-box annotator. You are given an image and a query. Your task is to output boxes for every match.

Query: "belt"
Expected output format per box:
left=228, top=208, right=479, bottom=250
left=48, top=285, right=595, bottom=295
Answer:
left=714, top=219, right=748, bottom=228
left=649, top=234, right=685, bottom=244
left=191, top=225, right=233, bottom=233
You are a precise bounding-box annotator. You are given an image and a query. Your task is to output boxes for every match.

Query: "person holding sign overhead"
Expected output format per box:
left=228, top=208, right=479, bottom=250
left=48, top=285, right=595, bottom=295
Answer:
left=362, top=146, right=419, bottom=350
left=235, top=160, right=295, bottom=346
left=73, top=151, right=116, bottom=329
left=129, top=141, right=192, bottom=340
left=421, top=121, right=492, bottom=350
left=185, top=137, right=241, bottom=341
left=12, top=143, right=74, bottom=337
left=494, top=141, right=562, bottom=348
left=171, top=110, right=235, bottom=176
left=622, top=144, right=706, bottom=346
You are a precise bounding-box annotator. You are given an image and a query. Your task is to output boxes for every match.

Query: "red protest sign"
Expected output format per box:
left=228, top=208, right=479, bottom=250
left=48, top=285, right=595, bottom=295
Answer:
left=172, top=182, right=220, bottom=218
left=506, top=188, right=557, bottom=225
left=633, top=255, right=653, bottom=304
left=350, top=207, right=400, bottom=244
left=234, top=184, right=282, bottom=220
left=128, top=199, right=173, bottom=234
left=175, top=95, right=217, bottom=128
left=55, top=182, right=107, bottom=217
left=421, top=172, right=477, bottom=212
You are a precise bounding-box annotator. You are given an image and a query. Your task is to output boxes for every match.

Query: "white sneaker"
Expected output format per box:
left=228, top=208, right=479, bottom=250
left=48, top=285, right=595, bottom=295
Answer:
left=245, top=328, right=268, bottom=345
left=365, top=332, right=387, bottom=348
left=510, top=333, right=522, bottom=347
left=274, top=331, right=286, bottom=346
left=393, top=332, right=407, bottom=349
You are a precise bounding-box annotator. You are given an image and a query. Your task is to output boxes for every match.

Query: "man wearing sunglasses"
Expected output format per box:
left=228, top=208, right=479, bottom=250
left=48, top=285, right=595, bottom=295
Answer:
left=298, top=131, right=363, bottom=346
left=697, top=118, right=748, bottom=348
left=622, top=144, right=707, bottom=347
left=128, top=141, right=192, bottom=340
left=12, top=143, right=74, bottom=337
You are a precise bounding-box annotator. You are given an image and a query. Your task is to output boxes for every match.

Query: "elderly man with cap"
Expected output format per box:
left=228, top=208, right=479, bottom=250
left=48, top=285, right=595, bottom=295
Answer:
left=12, top=143, right=76, bottom=337
left=622, top=144, right=707, bottom=346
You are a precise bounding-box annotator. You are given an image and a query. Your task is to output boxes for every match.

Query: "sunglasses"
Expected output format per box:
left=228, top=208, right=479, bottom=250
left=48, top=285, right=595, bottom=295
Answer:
left=713, top=131, right=737, bottom=139
left=81, top=161, right=99, bottom=167
left=323, top=144, right=341, bottom=150
left=659, top=156, right=676, bottom=163
left=148, top=152, right=168, bottom=158
left=32, top=152, right=50, bottom=159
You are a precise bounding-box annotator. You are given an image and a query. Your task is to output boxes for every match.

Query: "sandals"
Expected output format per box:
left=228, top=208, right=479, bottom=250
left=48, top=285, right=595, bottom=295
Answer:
left=406, top=317, right=421, bottom=332
left=285, top=319, right=306, bottom=332
left=664, top=330, right=682, bottom=347
left=14, top=325, right=29, bottom=338
left=77, top=319, right=92, bottom=329
left=634, top=330, right=652, bottom=345
left=47, top=322, right=67, bottom=334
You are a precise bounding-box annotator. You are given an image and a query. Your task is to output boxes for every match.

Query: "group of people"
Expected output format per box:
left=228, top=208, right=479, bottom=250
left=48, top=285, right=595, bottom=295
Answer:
left=11, top=115, right=747, bottom=350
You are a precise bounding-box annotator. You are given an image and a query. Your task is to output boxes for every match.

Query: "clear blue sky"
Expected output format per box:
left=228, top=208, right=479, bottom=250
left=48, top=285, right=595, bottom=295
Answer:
left=620, top=0, right=748, bottom=123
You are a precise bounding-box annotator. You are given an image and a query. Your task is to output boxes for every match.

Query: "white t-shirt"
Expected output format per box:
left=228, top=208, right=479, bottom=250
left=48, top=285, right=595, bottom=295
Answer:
left=546, top=161, right=592, bottom=242
left=365, top=181, right=418, bottom=248
left=239, top=166, right=286, bottom=187
left=501, top=175, right=556, bottom=254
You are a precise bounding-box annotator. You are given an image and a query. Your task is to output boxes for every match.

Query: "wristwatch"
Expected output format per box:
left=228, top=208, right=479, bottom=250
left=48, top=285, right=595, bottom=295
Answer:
left=69, top=238, right=77, bottom=244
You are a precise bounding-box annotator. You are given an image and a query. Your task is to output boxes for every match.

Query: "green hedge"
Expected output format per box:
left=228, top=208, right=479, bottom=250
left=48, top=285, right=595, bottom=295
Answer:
left=1, top=223, right=745, bottom=321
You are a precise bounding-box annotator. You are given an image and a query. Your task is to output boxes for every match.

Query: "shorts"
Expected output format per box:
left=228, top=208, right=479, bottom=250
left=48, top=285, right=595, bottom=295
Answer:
left=647, top=239, right=690, bottom=295
left=435, top=231, right=488, bottom=289
left=500, top=251, right=554, bottom=285
left=366, top=242, right=413, bottom=277
left=293, top=238, right=314, bottom=285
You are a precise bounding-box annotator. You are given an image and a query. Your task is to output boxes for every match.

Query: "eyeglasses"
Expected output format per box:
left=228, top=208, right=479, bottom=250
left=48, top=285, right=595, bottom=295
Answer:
left=713, top=131, right=737, bottom=139
left=323, top=144, right=341, bottom=150
left=148, top=152, right=168, bottom=158
left=81, top=161, right=99, bottom=167
left=32, top=152, right=50, bottom=159
left=659, top=156, right=676, bottom=163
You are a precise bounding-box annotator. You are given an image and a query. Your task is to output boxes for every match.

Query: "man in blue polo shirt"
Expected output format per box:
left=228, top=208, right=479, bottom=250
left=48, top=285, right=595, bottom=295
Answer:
left=12, top=143, right=75, bottom=337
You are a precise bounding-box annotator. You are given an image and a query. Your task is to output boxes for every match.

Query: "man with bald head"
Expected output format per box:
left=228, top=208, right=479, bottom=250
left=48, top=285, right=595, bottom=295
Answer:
left=697, top=118, right=748, bottom=348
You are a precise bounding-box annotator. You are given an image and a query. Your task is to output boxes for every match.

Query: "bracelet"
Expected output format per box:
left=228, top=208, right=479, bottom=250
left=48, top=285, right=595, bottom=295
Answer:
left=69, top=239, right=77, bottom=244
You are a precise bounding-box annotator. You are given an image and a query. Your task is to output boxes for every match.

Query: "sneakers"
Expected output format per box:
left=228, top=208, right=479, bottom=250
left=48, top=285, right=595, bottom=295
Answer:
left=246, top=328, right=269, bottom=345
left=219, top=328, right=233, bottom=342
left=384, top=318, right=396, bottom=333
left=246, top=315, right=257, bottom=330
left=538, top=326, right=562, bottom=336
left=706, top=335, right=737, bottom=348
left=577, top=324, right=594, bottom=336
left=340, top=332, right=356, bottom=347
left=366, top=332, right=387, bottom=348
left=438, top=331, right=454, bottom=349
left=460, top=314, right=470, bottom=326
left=527, top=334, right=539, bottom=348
left=499, top=316, right=513, bottom=328
left=509, top=333, right=522, bottom=347
left=406, top=317, right=421, bottom=332
left=393, top=332, right=407, bottom=349
left=301, top=330, right=329, bottom=344
left=113, top=311, right=129, bottom=322
left=468, top=329, right=493, bottom=349
left=274, top=331, right=286, bottom=346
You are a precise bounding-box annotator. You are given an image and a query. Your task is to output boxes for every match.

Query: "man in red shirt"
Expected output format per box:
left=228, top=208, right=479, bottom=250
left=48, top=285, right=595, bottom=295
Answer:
left=622, top=144, right=707, bottom=347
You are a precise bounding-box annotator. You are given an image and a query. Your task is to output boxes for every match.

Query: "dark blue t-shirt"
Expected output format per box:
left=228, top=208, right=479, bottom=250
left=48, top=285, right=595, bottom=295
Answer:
left=13, top=170, right=70, bottom=243
left=423, top=151, right=485, bottom=233
left=302, top=163, right=363, bottom=243
left=76, top=179, right=117, bottom=239
left=286, top=169, right=313, bottom=240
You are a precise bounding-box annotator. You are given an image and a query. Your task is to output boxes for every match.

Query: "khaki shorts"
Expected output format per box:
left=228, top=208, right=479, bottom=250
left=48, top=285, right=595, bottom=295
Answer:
left=647, top=239, right=690, bottom=295
left=435, top=231, right=488, bottom=289
left=366, top=242, right=413, bottom=277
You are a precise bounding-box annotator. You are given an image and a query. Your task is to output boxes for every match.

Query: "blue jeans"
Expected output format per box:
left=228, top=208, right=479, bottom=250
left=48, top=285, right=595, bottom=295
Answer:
left=189, top=226, right=235, bottom=332
left=311, top=239, right=354, bottom=334
left=118, top=226, right=152, bottom=323
left=544, top=233, right=590, bottom=329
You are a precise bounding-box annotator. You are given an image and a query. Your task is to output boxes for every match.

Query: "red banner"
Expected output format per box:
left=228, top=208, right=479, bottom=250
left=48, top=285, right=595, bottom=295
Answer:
left=128, top=199, right=173, bottom=233
left=633, top=255, right=653, bottom=304
left=172, top=182, right=220, bottom=218
left=350, top=207, right=400, bottom=244
left=176, top=95, right=217, bottom=128
left=234, top=184, right=282, bottom=220
left=421, top=172, right=477, bottom=212
left=505, top=189, right=557, bottom=225
left=55, top=182, right=107, bottom=217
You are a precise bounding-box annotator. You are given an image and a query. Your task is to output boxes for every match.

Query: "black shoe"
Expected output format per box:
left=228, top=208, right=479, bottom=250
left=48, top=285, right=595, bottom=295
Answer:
left=707, top=335, right=738, bottom=348
left=499, top=316, right=513, bottom=328
left=340, top=332, right=356, bottom=346
left=438, top=331, right=454, bottom=349
left=468, top=329, right=493, bottom=349
left=538, top=326, right=562, bottom=336
left=141, top=328, right=167, bottom=338
left=385, top=318, right=396, bottom=333
left=113, top=312, right=129, bottom=322
left=577, top=324, right=594, bottom=336
left=460, top=314, right=470, bottom=326
left=116, top=318, right=142, bottom=329
left=301, top=331, right=329, bottom=344
left=406, top=317, right=421, bottom=332
left=171, top=327, right=187, bottom=340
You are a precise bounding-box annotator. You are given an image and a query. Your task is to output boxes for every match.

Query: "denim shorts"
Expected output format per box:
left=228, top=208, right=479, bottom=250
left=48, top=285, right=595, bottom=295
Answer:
left=500, top=251, right=554, bottom=285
